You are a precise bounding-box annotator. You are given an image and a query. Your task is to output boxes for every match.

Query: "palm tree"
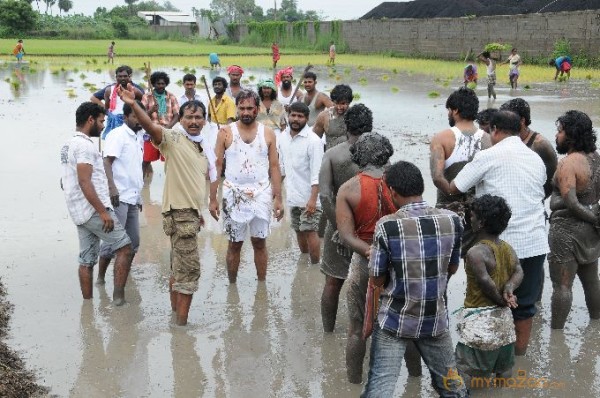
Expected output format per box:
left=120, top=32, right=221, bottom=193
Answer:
left=43, top=0, right=56, bottom=15
left=124, top=0, right=139, bottom=16
left=58, top=0, right=73, bottom=15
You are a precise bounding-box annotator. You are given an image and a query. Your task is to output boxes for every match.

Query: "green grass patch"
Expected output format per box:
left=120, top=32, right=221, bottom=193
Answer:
left=428, top=91, right=440, bottom=98
left=352, top=92, right=361, bottom=100
left=391, top=87, right=399, bottom=93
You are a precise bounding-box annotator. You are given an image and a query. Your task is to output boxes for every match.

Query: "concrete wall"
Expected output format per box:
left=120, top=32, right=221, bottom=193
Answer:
left=234, top=10, right=600, bottom=58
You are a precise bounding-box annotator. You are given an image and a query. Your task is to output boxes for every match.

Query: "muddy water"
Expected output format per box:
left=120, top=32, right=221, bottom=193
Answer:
left=1, top=60, right=600, bottom=397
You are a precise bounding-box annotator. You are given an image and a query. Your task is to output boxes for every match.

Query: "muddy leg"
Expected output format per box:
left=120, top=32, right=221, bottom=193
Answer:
left=306, top=231, right=321, bottom=264
left=296, top=231, right=308, bottom=254
left=250, top=237, right=267, bottom=281
left=97, top=256, right=111, bottom=285
left=346, top=318, right=366, bottom=384
left=577, top=261, right=600, bottom=320
left=226, top=241, right=244, bottom=284
left=321, top=276, right=344, bottom=332
left=176, top=293, right=193, bottom=326
left=79, top=265, right=93, bottom=299
left=169, top=276, right=177, bottom=311
left=550, top=259, right=577, bottom=329
left=112, top=244, right=132, bottom=306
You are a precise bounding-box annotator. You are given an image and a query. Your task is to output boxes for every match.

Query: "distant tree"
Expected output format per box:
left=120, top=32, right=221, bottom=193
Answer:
left=0, top=0, right=38, bottom=33
left=161, top=1, right=180, bottom=12
left=303, top=10, right=321, bottom=21
left=210, top=0, right=257, bottom=23
left=43, top=0, right=56, bottom=14
left=124, top=0, right=138, bottom=16
left=94, top=6, right=109, bottom=19
left=58, top=0, right=72, bottom=15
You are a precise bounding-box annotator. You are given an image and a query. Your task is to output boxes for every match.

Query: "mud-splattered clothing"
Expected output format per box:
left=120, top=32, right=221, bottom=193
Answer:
left=549, top=151, right=600, bottom=265
left=304, top=92, right=320, bottom=127
left=222, top=122, right=272, bottom=241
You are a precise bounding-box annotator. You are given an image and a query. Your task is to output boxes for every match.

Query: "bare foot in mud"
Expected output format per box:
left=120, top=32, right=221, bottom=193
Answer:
left=95, top=277, right=106, bottom=286
left=113, top=287, right=126, bottom=306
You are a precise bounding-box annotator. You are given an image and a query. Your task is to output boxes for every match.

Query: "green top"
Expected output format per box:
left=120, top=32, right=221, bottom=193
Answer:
left=464, top=239, right=514, bottom=308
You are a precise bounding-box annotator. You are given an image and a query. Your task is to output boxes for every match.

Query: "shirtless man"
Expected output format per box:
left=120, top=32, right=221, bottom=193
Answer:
left=301, top=71, right=333, bottom=127
left=312, top=84, right=353, bottom=150
left=549, top=110, right=600, bottom=330
left=210, top=90, right=283, bottom=284
left=500, top=98, right=557, bottom=198
left=226, top=65, right=244, bottom=99
left=336, top=133, right=400, bottom=383
left=319, top=104, right=372, bottom=333
left=478, top=51, right=497, bottom=99
left=430, top=87, right=491, bottom=256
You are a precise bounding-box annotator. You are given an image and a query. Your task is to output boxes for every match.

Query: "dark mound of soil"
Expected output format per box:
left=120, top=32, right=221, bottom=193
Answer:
left=0, top=279, right=49, bottom=398
left=362, top=0, right=600, bottom=19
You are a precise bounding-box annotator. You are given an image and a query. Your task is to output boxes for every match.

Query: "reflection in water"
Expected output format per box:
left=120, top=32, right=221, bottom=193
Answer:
left=171, top=328, right=205, bottom=397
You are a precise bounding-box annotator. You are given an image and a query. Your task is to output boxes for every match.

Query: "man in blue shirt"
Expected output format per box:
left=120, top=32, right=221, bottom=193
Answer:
left=362, top=161, right=467, bottom=398
left=549, top=55, right=572, bottom=80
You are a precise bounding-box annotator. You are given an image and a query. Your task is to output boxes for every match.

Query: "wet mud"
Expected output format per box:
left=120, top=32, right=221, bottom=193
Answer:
left=1, top=61, right=600, bottom=397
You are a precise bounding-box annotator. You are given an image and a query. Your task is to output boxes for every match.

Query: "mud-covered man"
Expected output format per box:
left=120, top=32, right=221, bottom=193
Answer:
left=312, top=84, right=353, bottom=150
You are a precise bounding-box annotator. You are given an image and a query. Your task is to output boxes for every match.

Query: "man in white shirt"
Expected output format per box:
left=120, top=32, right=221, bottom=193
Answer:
left=278, top=102, right=324, bottom=264
left=445, top=110, right=548, bottom=356
left=178, top=73, right=208, bottom=110
left=60, top=102, right=132, bottom=305
left=97, top=101, right=145, bottom=287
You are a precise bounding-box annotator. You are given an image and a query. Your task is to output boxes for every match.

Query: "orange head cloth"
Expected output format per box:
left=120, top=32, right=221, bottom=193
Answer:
left=275, top=66, right=294, bottom=86
left=227, top=65, right=244, bottom=75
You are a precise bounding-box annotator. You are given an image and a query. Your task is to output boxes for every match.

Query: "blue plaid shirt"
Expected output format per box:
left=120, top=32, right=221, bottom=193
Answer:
left=369, top=201, right=463, bottom=338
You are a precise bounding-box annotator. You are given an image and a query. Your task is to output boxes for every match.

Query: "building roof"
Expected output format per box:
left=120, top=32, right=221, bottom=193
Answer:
left=361, top=0, right=600, bottom=19
left=137, top=11, right=196, bottom=23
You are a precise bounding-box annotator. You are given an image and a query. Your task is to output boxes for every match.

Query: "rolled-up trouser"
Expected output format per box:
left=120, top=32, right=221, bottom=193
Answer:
left=163, top=208, right=201, bottom=295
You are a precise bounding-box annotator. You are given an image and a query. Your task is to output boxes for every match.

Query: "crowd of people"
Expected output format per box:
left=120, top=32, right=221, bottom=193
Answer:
left=60, top=61, right=599, bottom=396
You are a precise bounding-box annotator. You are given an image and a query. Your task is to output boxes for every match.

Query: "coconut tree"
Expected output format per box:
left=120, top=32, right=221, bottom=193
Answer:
left=58, top=0, right=73, bottom=15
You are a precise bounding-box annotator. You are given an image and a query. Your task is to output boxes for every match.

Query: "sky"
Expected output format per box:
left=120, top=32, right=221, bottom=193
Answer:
left=68, top=0, right=401, bottom=21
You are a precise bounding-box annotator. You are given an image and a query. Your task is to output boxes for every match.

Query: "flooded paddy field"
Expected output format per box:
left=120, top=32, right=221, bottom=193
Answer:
left=1, top=58, right=600, bottom=397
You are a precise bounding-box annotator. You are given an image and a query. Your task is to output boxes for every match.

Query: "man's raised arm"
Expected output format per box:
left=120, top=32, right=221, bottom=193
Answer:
left=117, top=84, right=163, bottom=144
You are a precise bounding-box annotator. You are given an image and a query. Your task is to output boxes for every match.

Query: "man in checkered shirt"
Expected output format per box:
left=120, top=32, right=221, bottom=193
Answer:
left=446, top=109, right=548, bottom=357
left=362, top=161, right=466, bottom=398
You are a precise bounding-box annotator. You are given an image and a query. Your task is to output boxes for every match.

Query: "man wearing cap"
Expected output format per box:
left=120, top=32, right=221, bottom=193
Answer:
left=226, top=65, right=244, bottom=99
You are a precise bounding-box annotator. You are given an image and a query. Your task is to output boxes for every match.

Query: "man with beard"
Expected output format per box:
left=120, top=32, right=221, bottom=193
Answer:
left=208, top=76, right=237, bottom=126
left=430, top=87, right=490, bottom=257
left=444, top=110, right=548, bottom=356
left=319, top=104, right=372, bottom=333
left=278, top=102, right=324, bottom=264
left=549, top=111, right=600, bottom=330
left=226, top=65, right=245, bottom=99
left=301, top=71, right=333, bottom=127
left=209, top=90, right=284, bottom=284
left=500, top=98, right=557, bottom=199
left=97, top=101, right=146, bottom=288
left=141, top=71, right=180, bottom=177
left=276, top=67, right=302, bottom=106
left=91, top=66, right=143, bottom=138
left=119, top=84, right=210, bottom=326
left=312, top=84, right=353, bottom=150
left=60, top=102, right=132, bottom=305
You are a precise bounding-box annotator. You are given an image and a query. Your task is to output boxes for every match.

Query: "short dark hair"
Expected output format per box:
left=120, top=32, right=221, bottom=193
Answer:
left=212, top=76, right=228, bottom=89
left=150, top=71, right=170, bottom=86
left=557, top=110, right=597, bottom=153
left=471, top=194, right=512, bottom=235
left=385, top=161, right=424, bottom=197
left=445, top=87, right=479, bottom=121
left=115, top=65, right=132, bottom=75
left=258, top=86, right=277, bottom=101
left=482, top=51, right=491, bottom=58
left=304, top=71, right=317, bottom=81
left=549, top=58, right=556, bottom=66
left=236, top=89, right=260, bottom=107
left=330, top=84, right=353, bottom=103
left=182, top=73, right=196, bottom=83
left=490, top=110, right=521, bottom=136
left=499, top=98, right=531, bottom=126
left=344, top=104, right=373, bottom=136
left=179, top=100, right=207, bottom=118
left=123, top=100, right=145, bottom=117
left=350, top=132, right=393, bottom=168
left=76, top=102, right=105, bottom=127
left=476, top=108, right=497, bottom=125
left=289, top=102, right=309, bottom=117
